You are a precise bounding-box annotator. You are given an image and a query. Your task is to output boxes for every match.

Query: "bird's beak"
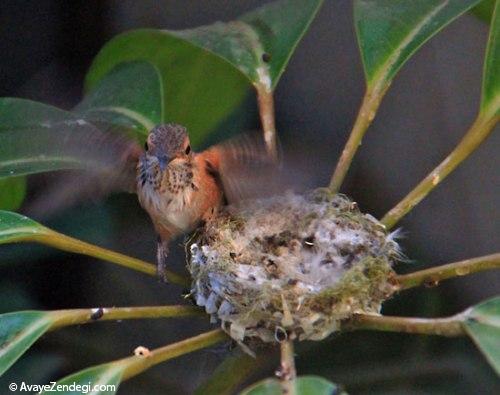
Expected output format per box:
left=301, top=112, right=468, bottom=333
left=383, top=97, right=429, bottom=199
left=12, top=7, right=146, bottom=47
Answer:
left=158, top=155, right=170, bottom=171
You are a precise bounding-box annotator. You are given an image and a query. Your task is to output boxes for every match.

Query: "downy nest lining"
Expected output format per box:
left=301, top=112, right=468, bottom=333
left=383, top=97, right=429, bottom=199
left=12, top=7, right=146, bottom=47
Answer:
left=188, top=190, right=401, bottom=343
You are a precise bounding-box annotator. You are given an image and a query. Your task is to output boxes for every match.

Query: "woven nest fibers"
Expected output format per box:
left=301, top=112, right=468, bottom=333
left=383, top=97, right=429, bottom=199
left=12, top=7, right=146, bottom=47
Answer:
left=188, top=190, right=401, bottom=344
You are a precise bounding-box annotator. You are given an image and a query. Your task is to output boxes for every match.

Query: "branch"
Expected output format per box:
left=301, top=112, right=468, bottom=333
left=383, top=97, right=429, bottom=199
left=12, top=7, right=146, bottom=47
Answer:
left=256, top=84, right=278, bottom=160
left=278, top=337, right=297, bottom=395
left=342, top=313, right=465, bottom=337
left=329, top=81, right=389, bottom=192
left=394, top=253, right=500, bottom=291
left=120, top=329, right=228, bottom=381
left=20, top=227, right=190, bottom=287
left=381, top=113, right=499, bottom=229
left=49, top=305, right=204, bottom=330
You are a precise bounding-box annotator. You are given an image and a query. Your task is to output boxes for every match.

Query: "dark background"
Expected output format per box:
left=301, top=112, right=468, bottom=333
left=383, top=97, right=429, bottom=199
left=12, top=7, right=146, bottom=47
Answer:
left=0, top=1, right=499, bottom=394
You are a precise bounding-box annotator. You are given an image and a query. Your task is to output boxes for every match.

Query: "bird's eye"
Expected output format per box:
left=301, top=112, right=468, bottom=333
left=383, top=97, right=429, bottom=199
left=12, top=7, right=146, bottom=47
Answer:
left=144, top=141, right=148, bottom=151
left=185, top=145, right=191, bottom=155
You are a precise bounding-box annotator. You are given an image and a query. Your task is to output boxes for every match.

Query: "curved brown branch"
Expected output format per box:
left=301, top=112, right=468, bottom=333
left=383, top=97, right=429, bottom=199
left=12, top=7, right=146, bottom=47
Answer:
left=342, top=313, right=465, bottom=337
left=381, top=114, right=499, bottom=229
left=395, top=253, right=500, bottom=291
left=49, top=305, right=204, bottom=330
left=329, top=82, right=389, bottom=192
left=256, top=84, right=278, bottom=160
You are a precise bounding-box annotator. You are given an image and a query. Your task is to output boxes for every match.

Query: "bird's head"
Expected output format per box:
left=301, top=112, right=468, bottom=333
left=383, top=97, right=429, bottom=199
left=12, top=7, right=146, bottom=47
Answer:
left=144, top=123, right=192, bottom=171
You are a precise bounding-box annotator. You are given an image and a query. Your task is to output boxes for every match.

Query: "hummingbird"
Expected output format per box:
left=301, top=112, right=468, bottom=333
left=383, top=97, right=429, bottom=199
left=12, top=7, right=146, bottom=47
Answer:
left=20, top=121, right=276, bottom=280
left=136, top=123, right=275, bottom=281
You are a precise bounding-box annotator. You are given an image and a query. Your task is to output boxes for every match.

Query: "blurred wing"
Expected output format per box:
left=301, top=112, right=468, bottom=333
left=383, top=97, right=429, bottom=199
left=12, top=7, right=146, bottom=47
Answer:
left=0, top=120, right=143, bottom=217
left=203, top=133, right=284, bottom=204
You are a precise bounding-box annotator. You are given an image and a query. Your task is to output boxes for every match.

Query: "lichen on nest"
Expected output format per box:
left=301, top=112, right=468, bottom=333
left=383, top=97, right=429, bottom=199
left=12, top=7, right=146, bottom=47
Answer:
left=187, top=190, right=401, bottom=345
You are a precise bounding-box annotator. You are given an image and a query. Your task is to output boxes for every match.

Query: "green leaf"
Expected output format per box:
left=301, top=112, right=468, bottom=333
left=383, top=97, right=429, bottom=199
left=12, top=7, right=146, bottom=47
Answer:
left=0, top=311, right=53, bottom=375
left=354, top=0, right=482, bottom=88
left=0, top=98, right=79, bottom=192
left=0, top=98, right=76, bottom=131
left=0, top=62, right=160, bottom=181
left=85, top=29, right=249, bottom=147
left=239, top=376, right=347, bottom=395
left=463, top=296, right=500, bottom=375
left=40, top=363, right=124, bottom=395
left=472, top=0, right=496, bottom=22
left=85, top=0, right=322, bottom=146
left=75, top=61, right=161, bottom=135
left=481, top=0, right=500, bottom=116
left=0, top=211, right=46, bottom=244
left=173, top=0, right=323, bottom=90
left=0, top=178, right=26, bottom=210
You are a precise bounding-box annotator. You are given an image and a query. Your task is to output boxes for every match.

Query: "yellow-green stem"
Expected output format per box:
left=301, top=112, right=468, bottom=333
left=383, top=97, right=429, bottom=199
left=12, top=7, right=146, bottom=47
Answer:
left=49, top=305, right=204, bottom=330
left=395, top=253, right=500, bottom=291
left=119, top=329, right=227, bottom=380
left=329, top=82, right=389, bottom=192
left=16, top=227, right=190, bottom=287
left=342, top=313, right=465, bottom=337
left=381, top=113, right=499, bottom=229
left=256, top=84, right=278, bottom=161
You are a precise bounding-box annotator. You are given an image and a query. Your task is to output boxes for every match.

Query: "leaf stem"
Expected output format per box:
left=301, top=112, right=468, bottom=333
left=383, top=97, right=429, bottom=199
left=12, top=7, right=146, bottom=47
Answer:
left=329, top=82, right=389, bottom=192
left=278, top=337, right=297, bottom=395
left=49, top=305, right=204, bottom=330
left=381, top=113, right=499, bottom=229
left=119, top=329, right=227, bottom=380
left=256, top=84, right=278, bottom=160
left=16, top=227, right=190, bottom=287
left=342, top=313, right=465, bottom=337
left=394, top=253, right=500, bottom=291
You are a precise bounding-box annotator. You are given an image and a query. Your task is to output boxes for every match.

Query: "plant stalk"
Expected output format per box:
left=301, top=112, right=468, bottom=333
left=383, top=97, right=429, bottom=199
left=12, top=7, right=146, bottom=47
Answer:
left=256, top=84, right=278, bottom=160
left=342, top=313, right=465, bottom=337
left=120, top=329, right=227, bottom=380
left=49, top=305, right=204, bottom=330
left=394, top=253, right=500, bottom=291
left=17, top=227, right=190, bottom=286
left=381, top=113, right=499, bottom=229
left=329, top=81, right=389, bottom=192
left=278, top=337, right=297, bottom=395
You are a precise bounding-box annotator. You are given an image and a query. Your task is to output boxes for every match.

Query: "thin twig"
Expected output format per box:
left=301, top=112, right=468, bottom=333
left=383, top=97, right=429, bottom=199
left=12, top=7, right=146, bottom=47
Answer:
left=14, top=227, right=190, bottom=287
left=394, top=253, right=500, bottom=291
left=329, top=81, right=389, bottom=192
left=381, top=113, right=499, bottom=229
left=278, top=337, right=297, bottom=395
left=342, top=313, right=465, bottom=337
left=256, top=84, right=278, bottom=160
left=120, top=329, right=228, bottom=380
left=49, top=305, right=204, bottom=330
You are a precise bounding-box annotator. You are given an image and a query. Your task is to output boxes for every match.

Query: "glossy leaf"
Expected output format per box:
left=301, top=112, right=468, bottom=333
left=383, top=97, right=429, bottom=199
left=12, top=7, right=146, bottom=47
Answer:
left=0, top=211, right=46, bottom=244
left=481, top=0, right=500, bottom=115
left=0, top=98, right=77, bottom=202
left=0, top=311, right=53, bottom=375
left=173, top=0, right=324, bottom=89
left=354, top=0, right=482, bottom=88
left=85, top=0, right=322, bottom=146
left=240, top=376, right=347, bottom=395
left=75, top=61, right=161, bottom=135
left=0, top=178, right=26, bottom=210
left=39, top=363, right=124, bottom=395
left=463, top=296, right=500, bottom=375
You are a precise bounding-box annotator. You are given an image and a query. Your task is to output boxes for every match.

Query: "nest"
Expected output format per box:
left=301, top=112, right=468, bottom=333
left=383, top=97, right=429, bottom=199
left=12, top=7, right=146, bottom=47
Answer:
left=188, top=190, right=401, bottom=344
